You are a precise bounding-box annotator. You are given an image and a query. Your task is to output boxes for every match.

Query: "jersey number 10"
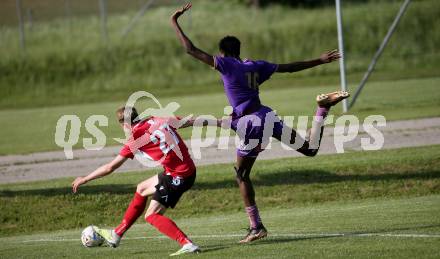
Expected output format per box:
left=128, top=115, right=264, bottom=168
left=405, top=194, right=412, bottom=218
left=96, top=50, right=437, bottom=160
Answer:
left=246, top=72, right=259, bottom=90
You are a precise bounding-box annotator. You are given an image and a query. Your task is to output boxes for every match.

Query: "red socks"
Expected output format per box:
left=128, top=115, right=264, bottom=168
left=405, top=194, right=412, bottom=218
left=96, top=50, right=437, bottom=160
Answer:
left=114, top=192, right=191, bottom=246
left=114, top=192, right=147, bottom=236
left=146, top=213, right=191, bottom=246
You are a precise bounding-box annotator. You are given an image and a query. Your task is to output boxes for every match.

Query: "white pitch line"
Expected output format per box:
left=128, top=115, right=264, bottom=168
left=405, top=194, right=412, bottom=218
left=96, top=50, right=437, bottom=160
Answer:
left=17, top=232, right=440, bottom=243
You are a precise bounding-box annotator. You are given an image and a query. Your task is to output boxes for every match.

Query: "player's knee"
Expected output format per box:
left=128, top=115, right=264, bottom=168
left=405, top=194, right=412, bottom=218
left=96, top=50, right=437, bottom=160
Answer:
left=136, top=183, right=147, bottom=194
left=145, top=201, right=164, bottom=221
left=145, top=207, right=162, bottom=222
left=234, top=166, right=249, bottom=182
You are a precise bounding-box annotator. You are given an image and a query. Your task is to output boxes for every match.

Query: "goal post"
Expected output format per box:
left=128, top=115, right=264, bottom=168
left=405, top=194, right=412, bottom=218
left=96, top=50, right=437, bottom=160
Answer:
left=335, top=0, right=348, bottom=113
left=335, top=0, right=412, bottom=111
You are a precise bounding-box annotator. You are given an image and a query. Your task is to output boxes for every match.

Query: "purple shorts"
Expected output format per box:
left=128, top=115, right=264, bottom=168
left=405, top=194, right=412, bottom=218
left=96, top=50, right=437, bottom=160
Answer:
left=231, top=105, right=284, bottom=157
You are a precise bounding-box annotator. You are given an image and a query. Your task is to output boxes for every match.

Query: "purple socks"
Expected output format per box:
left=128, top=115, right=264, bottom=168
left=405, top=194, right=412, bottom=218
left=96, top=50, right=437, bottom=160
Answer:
left=245, top=205, right=262, bottom=229
left=314, top=106, right=329, bottom=123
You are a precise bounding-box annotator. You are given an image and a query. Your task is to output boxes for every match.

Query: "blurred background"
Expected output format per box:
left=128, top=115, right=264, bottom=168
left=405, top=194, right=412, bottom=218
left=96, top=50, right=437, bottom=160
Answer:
left=0, top=0, right=438, bottom=107
left=0, top=0, right=439, bottom=154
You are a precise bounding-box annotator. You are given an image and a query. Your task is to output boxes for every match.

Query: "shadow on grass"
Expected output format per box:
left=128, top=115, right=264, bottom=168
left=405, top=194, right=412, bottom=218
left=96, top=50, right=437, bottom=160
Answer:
left=201, top=243, right=236, bottom=254
left=1, top=168, right=439, bottom=197
left=250, top=223, right=440, bottom=246
left=193, top=169, right=440, bottom=190
left=0, top=184, right=137, bottom=197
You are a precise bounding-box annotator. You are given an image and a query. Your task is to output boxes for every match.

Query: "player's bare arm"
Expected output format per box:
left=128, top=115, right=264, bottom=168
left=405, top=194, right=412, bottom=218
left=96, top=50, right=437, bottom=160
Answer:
left=179, top=117, right=223, bottom=128
left=276, top=49, right=341, bottom=73
left=171, top=3, right=214, bottom=67
left=72, top=155, right=127, bottom=193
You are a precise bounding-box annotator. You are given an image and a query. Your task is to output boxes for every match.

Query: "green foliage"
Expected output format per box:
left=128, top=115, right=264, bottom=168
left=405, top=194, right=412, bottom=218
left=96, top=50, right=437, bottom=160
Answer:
left=1, top=145, right=439, bottom=236
left=0, top=0, right=439, bottom=109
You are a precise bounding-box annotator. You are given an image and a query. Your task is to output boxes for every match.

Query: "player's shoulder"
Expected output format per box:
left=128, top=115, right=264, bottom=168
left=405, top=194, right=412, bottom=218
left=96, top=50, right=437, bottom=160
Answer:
left=142, top=116, right=181, bottom=133
left=216, top=55, right=236, bottom=61
left=215, top=55, right=241, bottom=66
left=131, top=119, right=152, bottom=135
left=241, top=58, right=270, bottom=71
left=215, top=56, right=248, bottom=74
left=241, top=58, right=266, bottom=67
left=149, top=116, right=178, bottom=126
left=244, top=58, right=271, bottom=65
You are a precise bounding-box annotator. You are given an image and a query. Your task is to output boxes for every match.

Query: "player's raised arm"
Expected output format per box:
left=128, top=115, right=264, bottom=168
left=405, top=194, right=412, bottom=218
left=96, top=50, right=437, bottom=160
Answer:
left=276, top=49, right=341, bottom=73
left=170, top=3, right=214, bottom=67
left=72, top=155, right=128, bottom=193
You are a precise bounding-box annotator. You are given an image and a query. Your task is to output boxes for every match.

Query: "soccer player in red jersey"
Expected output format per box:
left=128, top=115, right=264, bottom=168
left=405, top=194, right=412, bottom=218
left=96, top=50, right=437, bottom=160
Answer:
left=72, top=106, right=217, bottom=256
left=171, top=3, right=349, bottom=243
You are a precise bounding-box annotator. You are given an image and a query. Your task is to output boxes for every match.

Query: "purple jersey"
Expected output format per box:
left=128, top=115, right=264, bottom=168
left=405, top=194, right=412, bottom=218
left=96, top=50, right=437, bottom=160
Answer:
left=214, top=56, right=278, bottom=117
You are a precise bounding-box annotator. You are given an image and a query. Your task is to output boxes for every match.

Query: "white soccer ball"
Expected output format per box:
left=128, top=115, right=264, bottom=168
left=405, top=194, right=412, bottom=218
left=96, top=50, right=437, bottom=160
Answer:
left=81, top=225, right=104, bottom=247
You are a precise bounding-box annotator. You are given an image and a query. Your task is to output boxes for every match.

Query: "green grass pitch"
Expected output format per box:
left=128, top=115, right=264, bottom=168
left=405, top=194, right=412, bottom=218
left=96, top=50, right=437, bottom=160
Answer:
left=1, top=145, right=439, bottom=258
left=1, top=196, right=439, bottom=258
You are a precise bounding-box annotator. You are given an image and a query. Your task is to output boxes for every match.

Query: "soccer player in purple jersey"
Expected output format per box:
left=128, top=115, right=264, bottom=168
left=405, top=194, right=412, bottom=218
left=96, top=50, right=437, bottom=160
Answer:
left=171, top=3, right=350, bottom=243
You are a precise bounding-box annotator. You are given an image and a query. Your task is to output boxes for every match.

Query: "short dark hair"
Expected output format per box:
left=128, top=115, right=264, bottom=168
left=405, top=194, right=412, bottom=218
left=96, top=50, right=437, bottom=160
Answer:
left=219, top=36, right=241, bottom=57
left=116, top=106, right=139, bottom=124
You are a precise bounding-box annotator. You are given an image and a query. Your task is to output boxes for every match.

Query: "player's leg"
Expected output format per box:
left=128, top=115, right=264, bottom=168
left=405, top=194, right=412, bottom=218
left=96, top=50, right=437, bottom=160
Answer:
left=145, top=199, right=190, bottom=246
left=144, top=173, right=200, bottom=256
left=272, top=110, right=326, bottom=157
left=144, top=200, right=200, bottom=256
left=94, top=175, right=158, bottom=247
left=235, top=155, right=268, bottom=243
left=230, top=108, right=269, bottom=243
left=114, top=175, right=158, bottom=235
left=235, top=155, right=257, bottom=207
left=273, top=90, right=349, bottom=156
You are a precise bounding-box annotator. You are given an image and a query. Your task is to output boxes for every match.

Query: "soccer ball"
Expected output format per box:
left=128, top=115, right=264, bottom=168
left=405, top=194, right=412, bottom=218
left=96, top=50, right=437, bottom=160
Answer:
left=81, top=225, right=104, bottom=247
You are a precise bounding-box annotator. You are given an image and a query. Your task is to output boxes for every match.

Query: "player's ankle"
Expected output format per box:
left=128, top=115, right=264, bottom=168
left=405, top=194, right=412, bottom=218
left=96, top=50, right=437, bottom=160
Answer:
left=181, top=238, right=192, bottom=246
left=113, top=229, right=123, bottom=238
left=257, top=223, right=265, bottom=229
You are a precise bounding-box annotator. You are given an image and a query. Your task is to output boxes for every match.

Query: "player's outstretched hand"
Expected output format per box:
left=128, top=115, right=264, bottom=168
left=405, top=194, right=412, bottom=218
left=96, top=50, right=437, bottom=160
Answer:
left=171, top=2, right=192, bottom=21
left=72, top=176, right=87, bottom=193
left=320, top=49, right=341, bottom=63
